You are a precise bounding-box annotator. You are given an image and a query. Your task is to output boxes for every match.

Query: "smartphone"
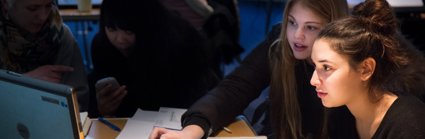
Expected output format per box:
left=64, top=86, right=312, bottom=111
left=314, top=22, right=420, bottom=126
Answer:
left=95, top=77, right=120, bottom=91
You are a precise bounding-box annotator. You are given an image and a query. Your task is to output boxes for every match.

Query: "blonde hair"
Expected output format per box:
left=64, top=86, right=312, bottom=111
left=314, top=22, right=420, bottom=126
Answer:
left=269, top=0, right=348, bottom=138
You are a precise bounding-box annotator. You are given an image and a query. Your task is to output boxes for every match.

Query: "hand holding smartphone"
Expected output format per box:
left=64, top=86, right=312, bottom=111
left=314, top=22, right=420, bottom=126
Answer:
left=95, top=77, right=126, bottom=116
left=95, top=77, right=120, bottom=92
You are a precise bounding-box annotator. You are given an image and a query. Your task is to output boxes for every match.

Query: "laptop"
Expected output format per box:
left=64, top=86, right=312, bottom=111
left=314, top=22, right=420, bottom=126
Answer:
left=0, top=69, right=84, bottom=139
left=57, top=0, right=103, bottom=8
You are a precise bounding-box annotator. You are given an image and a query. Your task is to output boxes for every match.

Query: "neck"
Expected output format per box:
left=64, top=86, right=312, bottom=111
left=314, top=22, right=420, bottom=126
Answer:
left=119, top=49, right=129, bottom=57
left=346, top=91, right=397, bottom=139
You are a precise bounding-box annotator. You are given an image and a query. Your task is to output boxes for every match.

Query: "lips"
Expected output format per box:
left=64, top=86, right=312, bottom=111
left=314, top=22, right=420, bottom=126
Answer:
left=293, top=43, right=307, bottom=52
left=316, top=90, right=328, bottom=98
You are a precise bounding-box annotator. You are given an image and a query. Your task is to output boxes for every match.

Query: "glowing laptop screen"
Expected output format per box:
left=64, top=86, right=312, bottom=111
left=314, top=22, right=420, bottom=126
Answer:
left=0, top=70, right=81, bottom=139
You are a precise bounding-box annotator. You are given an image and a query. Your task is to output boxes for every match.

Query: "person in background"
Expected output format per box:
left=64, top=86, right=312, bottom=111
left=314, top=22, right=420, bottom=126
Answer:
left=160, top=0, right=244, bottom=79
left=0, top=0, right=89, bottom=111
left=310, top=0, right=425, bottom=138
left=159, top=0, right=213, bottom=30
left=149, top=0, right=349, bottom=138
left=89, top=0, right=219, bottom=117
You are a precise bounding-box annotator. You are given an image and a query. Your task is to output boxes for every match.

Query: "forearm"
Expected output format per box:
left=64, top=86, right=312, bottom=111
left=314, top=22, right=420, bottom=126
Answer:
left=181, top=23, right=280, bottom=135
left=182, top=111, right=212, bottom=138
left=184, top=43, right=271, bottom=134
left=182, top=125, right=205, bottom=139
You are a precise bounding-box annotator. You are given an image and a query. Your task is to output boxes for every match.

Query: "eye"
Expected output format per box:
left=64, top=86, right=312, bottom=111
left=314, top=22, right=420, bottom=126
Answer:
left=288, top=19, right=297, bottom=26
left=306, top=25, right=319, bottom=31
left=124, top=31, right=134, bottom=35
left=323, top=64, right=332, bottom=71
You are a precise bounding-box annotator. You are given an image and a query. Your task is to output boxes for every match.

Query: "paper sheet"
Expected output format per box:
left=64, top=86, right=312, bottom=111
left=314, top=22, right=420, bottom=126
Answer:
left=79, top=112, right=92, bottom=136
left=131, top=109, right=170, bottom=125
left=131, top=107, right=186, bottom=130
left=116, top=108, right=263, bottom=139
left=116, top=119, right=156, bottom=139
left=79, top=112, right=88, bottom=123
left=116, top=108, right=186, bottom=139
left=158, top=107, right=187, bottom=129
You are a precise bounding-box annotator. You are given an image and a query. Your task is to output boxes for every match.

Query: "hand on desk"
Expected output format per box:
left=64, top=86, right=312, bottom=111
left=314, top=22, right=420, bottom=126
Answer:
left=96, top=85, right=127, bottom=116
left=149, top=125, right=205, bottom=139
left=24, top=65, right=74, bottom=83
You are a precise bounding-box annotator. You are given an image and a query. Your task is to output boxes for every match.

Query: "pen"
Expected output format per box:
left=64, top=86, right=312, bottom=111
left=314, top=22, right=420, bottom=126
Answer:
left=98, top=117, right=121, bottom=132
left=223, top=127, right=232, bottom=134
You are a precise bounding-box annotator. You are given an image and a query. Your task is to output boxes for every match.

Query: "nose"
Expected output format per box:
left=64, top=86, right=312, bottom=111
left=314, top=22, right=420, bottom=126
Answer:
left=294, top=28, right=305, bottom=41
left=310, top=70, right=320, bottom=87
left=115, top=32, right=127, bottom=43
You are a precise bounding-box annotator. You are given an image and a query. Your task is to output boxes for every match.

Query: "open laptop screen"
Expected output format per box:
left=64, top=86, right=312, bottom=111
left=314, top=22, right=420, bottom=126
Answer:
left=57, top=0, right=103, bottom=8
left=0, top=70, right=82, bottom=139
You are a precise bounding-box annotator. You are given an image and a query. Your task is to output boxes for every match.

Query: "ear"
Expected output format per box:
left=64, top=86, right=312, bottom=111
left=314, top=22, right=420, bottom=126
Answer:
left=359, top=57, right=376, bottom=81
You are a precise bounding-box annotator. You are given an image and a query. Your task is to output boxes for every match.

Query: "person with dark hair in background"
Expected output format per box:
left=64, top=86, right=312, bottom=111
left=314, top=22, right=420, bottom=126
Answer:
left=149, top=0, right=349, bottom=138
left=159, top=0, right=244, bottom=79
left=0, top=0, right=89, bottom=111
left=89, top=0, right=219, bottom=117
left=310, top=0, right=425, bottom=138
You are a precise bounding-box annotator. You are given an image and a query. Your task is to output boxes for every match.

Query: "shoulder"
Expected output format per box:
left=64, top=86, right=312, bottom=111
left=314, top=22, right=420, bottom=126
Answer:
left=58, top=23, right=76, bottom=48
left=375, top=95, right=425, bottom=138
left=387, top=95, right=425, bottom=122
left=393, top=95, right=425, bottom=114
left=55, top=23, right=79, bottom=54
left=60, top=24, right=74, bottom=41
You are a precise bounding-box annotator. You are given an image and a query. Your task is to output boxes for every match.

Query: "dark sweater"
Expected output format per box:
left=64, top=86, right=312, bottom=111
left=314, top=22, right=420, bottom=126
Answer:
left=328, top=95, right=425, bottom=139
left=373, top=95, right=425, bottom=139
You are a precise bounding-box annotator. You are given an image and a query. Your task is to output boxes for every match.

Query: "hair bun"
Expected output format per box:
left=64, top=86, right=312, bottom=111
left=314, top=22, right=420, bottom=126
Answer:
left=352, top=0, right=398, bottom=35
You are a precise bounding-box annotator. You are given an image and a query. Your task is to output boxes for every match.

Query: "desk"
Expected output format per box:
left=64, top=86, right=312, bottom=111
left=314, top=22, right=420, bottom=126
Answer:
left=87, top=117, right=256, bottom=139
